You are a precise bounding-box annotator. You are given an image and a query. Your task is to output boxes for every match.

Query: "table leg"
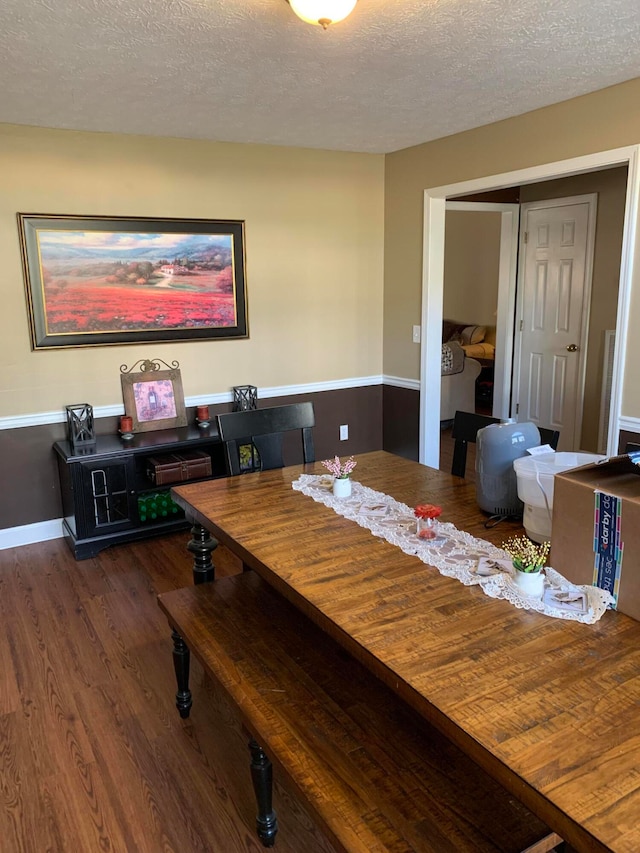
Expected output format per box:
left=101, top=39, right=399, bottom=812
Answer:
left=248, top=738, right=278, bottom=847
left=187, top=521, right=217, bottom=584
left=171, top=627, right=192, bottom=718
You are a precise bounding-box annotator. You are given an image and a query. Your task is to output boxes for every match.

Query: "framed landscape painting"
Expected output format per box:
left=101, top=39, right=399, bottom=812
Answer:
left=17, top=214, right=248, bottom=349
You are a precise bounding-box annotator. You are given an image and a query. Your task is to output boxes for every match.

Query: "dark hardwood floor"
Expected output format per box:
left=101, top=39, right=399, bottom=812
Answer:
left=0, top=450, right=522, bottom=852
left=0, top=533, right=337, bottom=853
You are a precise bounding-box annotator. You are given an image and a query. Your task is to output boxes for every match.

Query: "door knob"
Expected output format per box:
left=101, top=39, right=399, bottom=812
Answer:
left=566, top=343, right=579, bottom=352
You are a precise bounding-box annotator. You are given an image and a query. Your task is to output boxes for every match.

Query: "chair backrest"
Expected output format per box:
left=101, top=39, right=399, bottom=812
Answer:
left=538, top=426, right=561, bottom=451
left=216, top=402, right=315, bottom=475
left=450, top=410, right=560, bottom=478
left=451, top=412, right=499, bottom=477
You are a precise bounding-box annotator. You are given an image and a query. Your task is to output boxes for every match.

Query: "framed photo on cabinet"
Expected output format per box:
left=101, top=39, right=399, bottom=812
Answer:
left=120, top=360, right=188, bottom=434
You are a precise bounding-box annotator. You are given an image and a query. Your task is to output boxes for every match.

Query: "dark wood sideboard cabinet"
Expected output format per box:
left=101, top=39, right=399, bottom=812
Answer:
left=54, top=426, right=225, bottom=559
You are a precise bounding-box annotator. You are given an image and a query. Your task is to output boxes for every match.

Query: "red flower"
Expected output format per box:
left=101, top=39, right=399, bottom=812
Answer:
left=414, top=504, right=442, bottom=520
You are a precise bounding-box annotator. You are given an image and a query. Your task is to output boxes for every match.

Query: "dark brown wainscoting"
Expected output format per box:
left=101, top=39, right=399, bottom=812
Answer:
left=259, top=385, right=383, bottom=463
left=382, top=384, right=419, bottom=461
left=383, top=387, right=640, bottom=467
left=0, top=385, right=383, bottom=533
left=0, top=420, right=68, bottom=529
left=619, top=428, right=640, bottom=453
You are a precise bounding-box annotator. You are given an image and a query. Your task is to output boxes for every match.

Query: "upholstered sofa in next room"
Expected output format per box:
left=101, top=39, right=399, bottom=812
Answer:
left=440, top=339, right=481, bottom=424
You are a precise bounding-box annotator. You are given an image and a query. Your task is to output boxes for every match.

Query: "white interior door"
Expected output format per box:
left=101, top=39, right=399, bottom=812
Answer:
left=512, top=195, right=597, bottom=450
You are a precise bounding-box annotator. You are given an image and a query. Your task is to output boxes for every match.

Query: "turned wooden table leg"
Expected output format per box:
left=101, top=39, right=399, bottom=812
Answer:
left=171, top=627, right=192, bottom=718
left=248, top=738, right=278, bottom=847
left=187, top=521, right=217, bottom=584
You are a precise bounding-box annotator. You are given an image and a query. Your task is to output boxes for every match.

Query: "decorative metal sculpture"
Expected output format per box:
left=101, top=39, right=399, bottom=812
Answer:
left=232, top=385, right=258, bottom=412
left=65, top=403, right=96, bottom=451
left=120, top=358, right=180, bottom=376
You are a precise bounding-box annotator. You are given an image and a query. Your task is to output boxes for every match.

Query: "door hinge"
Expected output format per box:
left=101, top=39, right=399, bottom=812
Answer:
left=516, top=403, right=520, bottom=414
left=523, top=231, right=528, bottom=244
left=519, top=319, right=523, bottom=332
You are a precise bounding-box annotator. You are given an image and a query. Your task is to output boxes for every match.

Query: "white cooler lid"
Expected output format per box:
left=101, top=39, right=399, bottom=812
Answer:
left=513, top=451, right=604, bottom=476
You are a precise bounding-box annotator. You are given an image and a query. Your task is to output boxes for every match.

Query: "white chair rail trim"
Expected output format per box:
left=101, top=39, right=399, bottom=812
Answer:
left=619, top=416, right=640, bottom=434
left=382, top=374, right=421, bottom=391
left=0, top=375, right=385, bottom=431
left=2, top=378, right=635, bottom=433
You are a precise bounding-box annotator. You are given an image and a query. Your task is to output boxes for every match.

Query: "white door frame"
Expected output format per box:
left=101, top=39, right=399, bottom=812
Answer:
left=445, top=201, right=519, bottom=420
left=512, top=194, right=598, bottom=449
left=420, top=145, right=640, bottom=469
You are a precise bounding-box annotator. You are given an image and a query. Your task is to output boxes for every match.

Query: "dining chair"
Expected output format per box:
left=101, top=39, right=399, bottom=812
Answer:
left=450, top=412, right=499, bottom=478
left=450, top=410, right=560, bottom=478
left=216, top=402, right=315, bottom=476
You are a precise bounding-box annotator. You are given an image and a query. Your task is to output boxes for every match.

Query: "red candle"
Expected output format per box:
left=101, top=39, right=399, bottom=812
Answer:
left=120, top=415, right=133, bottom=433
left=196, top=405, right=210, bottom=421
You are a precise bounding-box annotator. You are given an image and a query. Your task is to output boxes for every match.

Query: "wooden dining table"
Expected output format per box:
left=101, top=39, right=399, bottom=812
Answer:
left=170, top=450, right=640, bottom=853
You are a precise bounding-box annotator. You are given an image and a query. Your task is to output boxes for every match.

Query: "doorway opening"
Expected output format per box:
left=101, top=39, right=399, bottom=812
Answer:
left=421, top=146, right=640, bottom=469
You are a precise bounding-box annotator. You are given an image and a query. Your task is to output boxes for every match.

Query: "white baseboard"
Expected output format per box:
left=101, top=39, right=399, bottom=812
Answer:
left=0, top=518, right=64, bottom=551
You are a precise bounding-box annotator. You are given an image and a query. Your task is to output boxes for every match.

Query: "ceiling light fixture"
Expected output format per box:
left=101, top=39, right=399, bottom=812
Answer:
left=286, top=0, right=357, bottom=29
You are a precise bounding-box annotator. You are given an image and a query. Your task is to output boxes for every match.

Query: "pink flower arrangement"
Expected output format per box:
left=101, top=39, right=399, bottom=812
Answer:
left=321, top=455, right=357, bottom=480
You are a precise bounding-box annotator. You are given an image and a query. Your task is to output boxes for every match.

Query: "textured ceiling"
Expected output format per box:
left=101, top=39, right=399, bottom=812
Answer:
left=2, top=0, right=640, bottom=154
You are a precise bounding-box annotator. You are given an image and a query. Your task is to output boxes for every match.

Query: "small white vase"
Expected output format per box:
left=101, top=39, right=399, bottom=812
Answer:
left=512, top=568, right=545, bottom=598
left=333, top=477, right=352, bottom=498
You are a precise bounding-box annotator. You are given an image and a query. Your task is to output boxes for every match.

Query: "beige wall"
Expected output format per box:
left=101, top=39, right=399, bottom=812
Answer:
left=384, top=77, right=640, bottom=419
left=443, top=210, right=501, bottom=327
left=0, top=125, right=384, bottom=417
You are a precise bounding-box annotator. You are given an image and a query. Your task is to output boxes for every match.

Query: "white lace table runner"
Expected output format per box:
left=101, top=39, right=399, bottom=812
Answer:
left=292, top=475, right=614, bottom=624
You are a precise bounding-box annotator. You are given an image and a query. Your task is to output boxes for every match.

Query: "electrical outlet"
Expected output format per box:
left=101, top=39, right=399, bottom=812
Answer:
left=339, top=424, right=349, bottom=441
left=412, top=325, right=421, bottom=343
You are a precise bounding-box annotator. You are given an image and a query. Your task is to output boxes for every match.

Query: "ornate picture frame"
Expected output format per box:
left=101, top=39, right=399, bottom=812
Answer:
left=120, top=359, right=187, bottom=433
left=18, top=213, right=248, bottom=350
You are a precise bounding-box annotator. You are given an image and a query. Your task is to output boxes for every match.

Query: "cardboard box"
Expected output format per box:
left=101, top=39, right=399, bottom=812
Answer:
left=550, top=455, right=640, bottom=621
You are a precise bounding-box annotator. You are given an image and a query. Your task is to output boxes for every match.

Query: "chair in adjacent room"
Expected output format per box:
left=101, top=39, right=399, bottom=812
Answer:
left=216, top=402, right=315, bottom=476
left=450, top=410, right=559, bottom=479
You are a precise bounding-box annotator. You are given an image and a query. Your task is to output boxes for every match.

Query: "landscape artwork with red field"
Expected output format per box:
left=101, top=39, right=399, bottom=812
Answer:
left=18, top=215, right=248, bottom=348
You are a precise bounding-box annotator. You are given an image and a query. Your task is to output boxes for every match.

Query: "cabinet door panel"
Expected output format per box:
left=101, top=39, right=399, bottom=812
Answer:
left=79, top=458, right=136, bottom=537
